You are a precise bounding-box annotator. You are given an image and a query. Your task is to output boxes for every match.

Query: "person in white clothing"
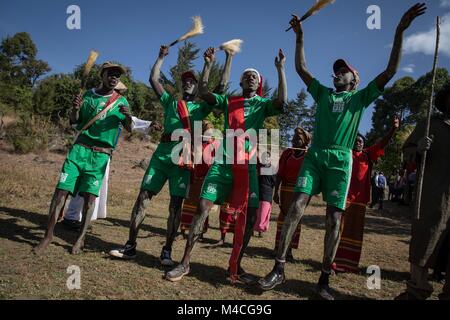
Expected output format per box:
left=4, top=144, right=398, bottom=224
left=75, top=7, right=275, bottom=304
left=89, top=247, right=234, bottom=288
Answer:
left=63, top=115, right=161, bottom=230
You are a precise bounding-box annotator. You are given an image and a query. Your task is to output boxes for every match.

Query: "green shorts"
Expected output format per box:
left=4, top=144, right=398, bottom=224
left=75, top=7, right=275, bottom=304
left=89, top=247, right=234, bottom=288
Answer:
left=200, top=163, right=259, bottom=208
left=294, top=147, right=353, bottom=210
left=141, top=143, right=191, bottom=198
left=56, top=144, right=110, bottom=197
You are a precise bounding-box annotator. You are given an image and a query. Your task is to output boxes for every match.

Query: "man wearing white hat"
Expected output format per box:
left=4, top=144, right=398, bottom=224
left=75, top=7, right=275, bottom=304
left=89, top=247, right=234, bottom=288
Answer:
left=166, top=47, right=287, bottom=284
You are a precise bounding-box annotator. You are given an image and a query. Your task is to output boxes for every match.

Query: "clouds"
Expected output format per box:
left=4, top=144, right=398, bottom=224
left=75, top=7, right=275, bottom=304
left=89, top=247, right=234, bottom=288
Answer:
left=441, top=0, right=450, bottom=8
left=401, top=64, right=415, bottom=73
left=403, top=13, right=450, bottom=57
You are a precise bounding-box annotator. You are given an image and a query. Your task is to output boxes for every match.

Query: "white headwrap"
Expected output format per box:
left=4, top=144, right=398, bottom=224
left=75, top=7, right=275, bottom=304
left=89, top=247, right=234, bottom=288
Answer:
left=240, top=68, right=261, bottom=84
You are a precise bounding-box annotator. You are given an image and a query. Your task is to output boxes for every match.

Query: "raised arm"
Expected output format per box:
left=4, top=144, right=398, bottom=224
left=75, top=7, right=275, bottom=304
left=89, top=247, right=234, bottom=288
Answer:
left=69, top=93, right=83, bottom=125
left=289, top=15, right=314, bottom=88
left=273, top=49, right=288, bottom=109
left=377, top=115, right=400, bottom=148
left=215, top=50, right=233, bottom=94
left=199, top=47, right=218, bottom=105
left=149, top=45, right=169, bottom=99
left=375, top=3, right=426, bottom=90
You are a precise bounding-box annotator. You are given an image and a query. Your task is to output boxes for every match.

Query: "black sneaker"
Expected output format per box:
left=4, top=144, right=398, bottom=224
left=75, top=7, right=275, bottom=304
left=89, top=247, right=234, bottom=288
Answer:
left=165, top=264, right=190, bottom=282
left=315, top=283, right=335, bottom=300
left=235, top=273, right=259, bottom=285
left=227, top=268, right=259, bottom=285
left=258, top=268, right=286, bottom=291
left=160, top=247, right=174, bottom=266
left=109, top=242, right=137, bottom=259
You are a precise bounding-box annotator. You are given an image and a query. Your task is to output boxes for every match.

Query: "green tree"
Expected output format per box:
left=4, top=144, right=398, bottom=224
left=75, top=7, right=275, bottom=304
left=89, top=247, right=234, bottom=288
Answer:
left=409, top=68, right=450, bottom=117
left=368, top=68, right=450, bottom=144
left=0, top=32, right=50, bottom=114
left=373, top=124, right=415, bottom=175
left=277, top=89, right=314, bottom=147
left=0, top=32, right=50, bottom=86
left=32, top=74, right=79, bottom=122
left=367, top=68, right=450, bottom=174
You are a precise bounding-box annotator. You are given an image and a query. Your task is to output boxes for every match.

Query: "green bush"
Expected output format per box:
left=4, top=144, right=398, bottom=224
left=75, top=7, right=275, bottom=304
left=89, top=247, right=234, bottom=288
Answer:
left=6, top=115, right=60, bottom=153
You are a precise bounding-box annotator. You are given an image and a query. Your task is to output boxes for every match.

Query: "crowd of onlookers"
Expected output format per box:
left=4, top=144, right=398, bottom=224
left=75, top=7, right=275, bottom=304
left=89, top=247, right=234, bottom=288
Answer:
left=370, top=162, right=418, bottom=211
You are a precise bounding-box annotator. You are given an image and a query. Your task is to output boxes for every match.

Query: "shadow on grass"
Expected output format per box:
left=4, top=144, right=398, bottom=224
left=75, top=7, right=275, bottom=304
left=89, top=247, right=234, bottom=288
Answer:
left=104, top=216, right=167, bottom=239
left=243, top=245, right=276, bottom=260
left=299, top=258, right=410, bottom=284
left=0, top=206, right=51, bottom=246
left=234, top=276, right=369, bottom=300
left=0, top=206, right=165, bottom=254
left=294, top=202, right=411, bottom=237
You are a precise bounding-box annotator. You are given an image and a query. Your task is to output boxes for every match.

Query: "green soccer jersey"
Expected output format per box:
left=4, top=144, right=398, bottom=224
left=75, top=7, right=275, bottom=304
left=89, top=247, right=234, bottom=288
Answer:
left=154, top=91, right=214, bottom=156
left=76, top=89, right=130, bottom=149
left=212, top=94, right=281, bottom=163
left=308, top=79, right=383, bottom=150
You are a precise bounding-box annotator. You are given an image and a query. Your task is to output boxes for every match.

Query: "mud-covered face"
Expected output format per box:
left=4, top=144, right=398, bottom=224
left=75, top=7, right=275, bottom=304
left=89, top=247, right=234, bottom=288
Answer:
left=240, top=71, right=260, bottom=92
left=260, top=152, right=271, bottom=167
left=182, top=77, right=198, bottom=96
left=292, top=132, right=305, bottom=149
left=102, top=68, right=121, bottom=90
left=354, top=136, right=364, bottom=151
left=333, top=67, right=354, bottom=90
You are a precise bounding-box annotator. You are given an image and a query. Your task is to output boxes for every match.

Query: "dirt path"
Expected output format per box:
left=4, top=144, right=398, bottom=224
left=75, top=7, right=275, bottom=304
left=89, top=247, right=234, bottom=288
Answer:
left=0, top=138, right=444, bottom=299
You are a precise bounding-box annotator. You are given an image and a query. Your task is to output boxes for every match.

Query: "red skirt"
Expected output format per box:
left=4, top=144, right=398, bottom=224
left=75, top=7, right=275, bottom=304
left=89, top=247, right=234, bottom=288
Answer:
left=333, top=202, right=367, bottom=273
left=180, top=176, right=209, bottom=233
left=276, top=182, right=301, bottom=249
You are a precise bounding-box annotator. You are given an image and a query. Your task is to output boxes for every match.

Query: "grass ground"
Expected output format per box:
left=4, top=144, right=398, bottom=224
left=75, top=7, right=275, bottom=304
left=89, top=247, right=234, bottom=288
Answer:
left=0, top=137, right=444, bottom=300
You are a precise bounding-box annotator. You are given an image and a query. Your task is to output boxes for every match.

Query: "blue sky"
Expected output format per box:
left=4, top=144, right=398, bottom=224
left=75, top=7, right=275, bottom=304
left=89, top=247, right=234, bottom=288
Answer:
left=1, top=0, right=449, bottom=133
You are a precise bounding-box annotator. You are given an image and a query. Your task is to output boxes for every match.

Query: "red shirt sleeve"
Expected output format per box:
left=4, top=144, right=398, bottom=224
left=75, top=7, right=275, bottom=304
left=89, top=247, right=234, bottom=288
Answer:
left=278, top=150, right=290, bottom=179
left=364, top=142, right=385, bottom=163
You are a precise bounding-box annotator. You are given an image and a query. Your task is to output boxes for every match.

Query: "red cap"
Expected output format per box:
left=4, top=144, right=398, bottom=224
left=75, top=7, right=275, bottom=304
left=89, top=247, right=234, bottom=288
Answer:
left=333, top=59, right=358, bottom=75
left=333, top=59, right=360, bottom=87
left=181, top=70, right=198, bottom=83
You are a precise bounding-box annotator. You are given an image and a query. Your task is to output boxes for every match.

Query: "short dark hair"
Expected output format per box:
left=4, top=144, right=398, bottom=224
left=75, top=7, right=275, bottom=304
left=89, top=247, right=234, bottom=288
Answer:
left=435, top=83, right=450, bottom=113
left=356, top=133, right=366, bottom=144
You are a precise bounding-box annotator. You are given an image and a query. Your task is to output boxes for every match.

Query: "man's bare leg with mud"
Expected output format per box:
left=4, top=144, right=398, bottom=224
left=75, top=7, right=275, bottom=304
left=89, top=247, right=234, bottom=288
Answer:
left=164, top=198, right=214, bottom=281
left=71, top=192, right=97, bottom=254
left=33, top=190, right=69, bottom=254
left=258, top=192, right=310, bottom=287
left=109, top=188, right=183, bottom=264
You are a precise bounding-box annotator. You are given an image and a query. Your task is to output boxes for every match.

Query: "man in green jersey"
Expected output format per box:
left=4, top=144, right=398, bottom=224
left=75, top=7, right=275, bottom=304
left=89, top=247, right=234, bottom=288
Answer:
left=165, top=47, right=287, bottom=283
left=34, top=62, right=132, bottom=255
left=258, top=3, right=427, bottom=300
left=109, top=45, right=226, bottom=266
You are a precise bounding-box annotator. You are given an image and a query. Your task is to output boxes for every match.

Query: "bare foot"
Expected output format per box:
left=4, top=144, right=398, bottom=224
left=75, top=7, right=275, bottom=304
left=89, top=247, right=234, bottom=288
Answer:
left=71, top=240, right=84, bottom=255
left=33, top=236, right=53, bottom=255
